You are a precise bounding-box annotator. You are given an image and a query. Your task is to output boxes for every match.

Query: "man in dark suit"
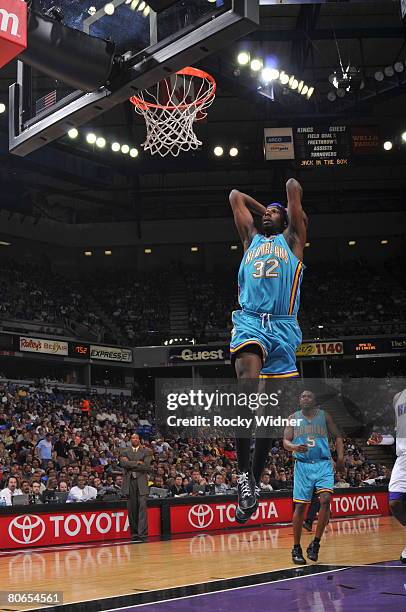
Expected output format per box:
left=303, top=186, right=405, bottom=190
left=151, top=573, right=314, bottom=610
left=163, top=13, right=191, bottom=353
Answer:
left=120, top=433, right=152, bottom=543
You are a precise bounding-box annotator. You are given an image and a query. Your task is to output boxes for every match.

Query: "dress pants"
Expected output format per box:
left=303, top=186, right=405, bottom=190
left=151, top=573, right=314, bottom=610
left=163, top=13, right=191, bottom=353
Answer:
left=128, top=477, right=148, bottom=538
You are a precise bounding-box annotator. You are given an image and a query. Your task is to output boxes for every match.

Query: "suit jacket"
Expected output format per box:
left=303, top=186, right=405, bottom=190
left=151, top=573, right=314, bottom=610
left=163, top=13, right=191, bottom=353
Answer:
left=119, top=446, right=152, bottom=496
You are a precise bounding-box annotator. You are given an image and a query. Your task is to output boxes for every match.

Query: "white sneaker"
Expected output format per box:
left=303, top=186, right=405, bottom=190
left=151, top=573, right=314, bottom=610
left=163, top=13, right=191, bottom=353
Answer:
left=400, top=546, right=406, bottom=564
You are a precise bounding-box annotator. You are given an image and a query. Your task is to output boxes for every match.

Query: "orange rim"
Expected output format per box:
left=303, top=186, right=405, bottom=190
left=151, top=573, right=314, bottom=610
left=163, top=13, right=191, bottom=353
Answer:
left=130, top=67, right=216, bottom=111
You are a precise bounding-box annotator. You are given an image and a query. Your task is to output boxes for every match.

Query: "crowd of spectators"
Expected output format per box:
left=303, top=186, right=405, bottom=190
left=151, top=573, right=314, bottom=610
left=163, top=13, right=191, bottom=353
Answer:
left=299, top=260, right=406, bottom=337
left=1, top=257, right=405, bottom=345
left=0, top=381, right=393, bottom=506
left=0, top=260, right=104, bottom=340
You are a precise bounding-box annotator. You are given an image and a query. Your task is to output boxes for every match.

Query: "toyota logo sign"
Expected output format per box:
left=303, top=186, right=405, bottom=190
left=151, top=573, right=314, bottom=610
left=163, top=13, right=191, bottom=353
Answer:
left=188, top=504, right=214, bottom=529
left=8, top=515, right=46, bottom=545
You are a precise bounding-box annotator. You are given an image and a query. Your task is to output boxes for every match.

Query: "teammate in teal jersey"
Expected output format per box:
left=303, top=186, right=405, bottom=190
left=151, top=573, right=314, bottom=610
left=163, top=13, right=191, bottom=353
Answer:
left=284, top=390, right=344, bottom=564
left=229, top=179, right=307, bottom=523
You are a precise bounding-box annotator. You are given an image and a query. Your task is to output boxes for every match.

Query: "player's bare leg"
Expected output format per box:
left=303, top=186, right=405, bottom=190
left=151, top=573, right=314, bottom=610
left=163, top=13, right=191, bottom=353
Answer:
left=389, top=499, right=406, bottom=526
left=234, top=350, right=261, bottom=523
left=389, top=499, right=406, bottom=563
left=292, top=502, right=307, bottom=564
left=307, top=492, right=331, bottom=562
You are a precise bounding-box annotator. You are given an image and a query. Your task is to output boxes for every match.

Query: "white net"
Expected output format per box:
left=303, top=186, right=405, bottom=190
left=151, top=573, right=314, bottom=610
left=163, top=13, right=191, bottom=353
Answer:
left=130, top=68, right=216, bottom=157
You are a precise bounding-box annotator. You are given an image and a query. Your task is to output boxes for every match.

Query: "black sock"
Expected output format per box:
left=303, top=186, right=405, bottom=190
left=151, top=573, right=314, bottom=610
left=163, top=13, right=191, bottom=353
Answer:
left=314, top=537, right=320, bottom=544
left=252, top=437, right=273, bottom=483
left=235, top=437, right=251, bottom=473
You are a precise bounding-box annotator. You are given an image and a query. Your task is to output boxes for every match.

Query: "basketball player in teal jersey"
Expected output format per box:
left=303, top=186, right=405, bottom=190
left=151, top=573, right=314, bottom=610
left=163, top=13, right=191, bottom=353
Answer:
left=229, top=179, right=307, bottom=522
left=284, top=390, right=344, bottom=564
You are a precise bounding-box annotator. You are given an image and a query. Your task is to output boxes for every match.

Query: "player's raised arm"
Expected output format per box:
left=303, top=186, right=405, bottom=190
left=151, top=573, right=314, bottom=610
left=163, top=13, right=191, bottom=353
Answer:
left=326, top=412, right=345, bottom=472
left=284, top=178, right=307, bottom=259
left=229, top=190, right=264, bottom=251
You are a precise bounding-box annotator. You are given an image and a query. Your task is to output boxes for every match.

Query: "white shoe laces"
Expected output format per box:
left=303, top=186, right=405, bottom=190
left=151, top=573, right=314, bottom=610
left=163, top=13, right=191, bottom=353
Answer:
left=237, top=472, right=252, bottom=499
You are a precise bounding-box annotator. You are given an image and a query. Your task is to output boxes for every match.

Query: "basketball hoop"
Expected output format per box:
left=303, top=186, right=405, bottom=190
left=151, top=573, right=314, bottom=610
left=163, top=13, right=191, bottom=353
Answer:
left=130, top=67, right=216, bottom=157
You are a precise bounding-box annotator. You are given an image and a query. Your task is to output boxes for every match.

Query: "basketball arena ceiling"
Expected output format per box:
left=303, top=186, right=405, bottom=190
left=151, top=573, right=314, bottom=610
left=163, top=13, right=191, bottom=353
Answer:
left=0, top=0, right=405, bottom=224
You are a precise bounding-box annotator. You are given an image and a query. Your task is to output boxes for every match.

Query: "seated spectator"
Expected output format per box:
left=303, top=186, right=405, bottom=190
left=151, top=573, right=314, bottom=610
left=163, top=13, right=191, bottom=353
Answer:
left=213, top=473, right=229, bottom=495
left=169, top=475, right=186, bottom=497
left=335, top=473, right=350, bottom=488
left=67, top=475, right=97, bottom=503
left=0, top=476, right=22, bottom=505
left=260, top=472, right=273, bottom=491
left=186, top=470, right=205, bottom=495
left=30, top=480, right=43, bottom=504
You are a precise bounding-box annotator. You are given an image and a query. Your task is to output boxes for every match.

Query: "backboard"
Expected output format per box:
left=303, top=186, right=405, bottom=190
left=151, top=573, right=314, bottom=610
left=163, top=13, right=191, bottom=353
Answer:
left=9, top=0, right=259, bottom=156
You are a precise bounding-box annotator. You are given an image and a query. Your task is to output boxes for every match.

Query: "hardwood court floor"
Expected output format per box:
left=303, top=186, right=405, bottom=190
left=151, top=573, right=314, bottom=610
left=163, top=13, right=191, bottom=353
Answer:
left=0, top=516, right=403, bottom=611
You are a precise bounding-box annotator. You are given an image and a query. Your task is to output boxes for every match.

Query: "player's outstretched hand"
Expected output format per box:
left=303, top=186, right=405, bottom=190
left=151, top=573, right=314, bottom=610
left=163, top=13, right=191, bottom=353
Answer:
left=295, top=444, right=309, bottom=453
left=367, top=432, right=383, bottom=445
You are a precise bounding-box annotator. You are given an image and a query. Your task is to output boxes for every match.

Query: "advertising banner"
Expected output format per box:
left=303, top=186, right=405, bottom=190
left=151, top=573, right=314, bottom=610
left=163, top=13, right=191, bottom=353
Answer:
left=90, top=345, right=133, bottom=363
left=169, top=346, right=229, bottom=364
left=170, top=490, right=389, bottom=534
left=264, top=127, right=295, bottom=160
left=0, top=507, right=160, bottom=550
left=19, top=337, right=68, bottom=356
left=296, top=341, right=343, bottom=357
left=0, top=0, right=27, bottom=68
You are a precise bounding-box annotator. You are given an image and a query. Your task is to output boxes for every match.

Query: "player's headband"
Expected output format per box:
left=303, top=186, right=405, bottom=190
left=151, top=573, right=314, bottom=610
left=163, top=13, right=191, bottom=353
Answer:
left=266, top=203, right=288, bottom=226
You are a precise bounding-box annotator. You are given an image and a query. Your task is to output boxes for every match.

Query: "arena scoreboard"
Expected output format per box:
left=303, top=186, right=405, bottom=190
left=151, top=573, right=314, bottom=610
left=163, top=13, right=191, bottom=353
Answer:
left=264, top=125, right=380, bottom=165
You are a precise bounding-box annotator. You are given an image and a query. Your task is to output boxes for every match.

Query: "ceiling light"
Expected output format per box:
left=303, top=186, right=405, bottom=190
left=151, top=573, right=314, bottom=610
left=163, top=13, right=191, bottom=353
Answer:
left=121, top=144, right=130, bottom=154
left=214, top=146, right=224, bottom=157
left=307, top=86, right=314, bottom=99
left=104, top=3, right=115, bottom=16
left=394, top=62, right=404, bottom=73
left=84, top=251, right=93, bottom=256
left=130, top=0, right=139, bottom=8
left=384, top=66, right=394, bottom=77
left=374, top=71, right=384, bottom=82
left=261, top=67, right=279, bottom=82
left=0, top=103, right=5, bottom=114
left=380, top=239, right=388, bottom=245
left=401, top=132, right=406, bottom=143
left=112, top=142, right=121, bottom=152
left=143, top=5, right=150, bottom=16
left=301, top=85, right=309, bottom=96
left=290, top=79, right=298, bottom=90
left=230, top=245, right=238, bottom=250
left=88, top=6, right=97, bottom=16
left=144, top=248, right=152, bottom=254
left=229, top=147, right=239, bottom=157
left=383, top=141, right=393, bottom=151
left=96, top=137, right=106, bottom=148
left=288, top=75, right=295, bottom=87
left=191, top=247, right=198, bottom=252
left=104, top=250, right=112, bottom=255
left=86, top=133, right=97, bottom=144
left=237, top=51, right=250, bottom=66
left=305, top=242, right=310, bottom=248
left=279, top=71, right=289, bottom=85
left=348, top=241, right=356, bottom=246
left=130, top=148, right=139, bottom=158
left=68, top=128, right=78, bottom=139
left=297, top=80, right=304, bottom=93
left=0, top=241, right=11, bottom=246
left=138, top=1, right=146, bottom=11
left=250, top=58, right=263, bottom=72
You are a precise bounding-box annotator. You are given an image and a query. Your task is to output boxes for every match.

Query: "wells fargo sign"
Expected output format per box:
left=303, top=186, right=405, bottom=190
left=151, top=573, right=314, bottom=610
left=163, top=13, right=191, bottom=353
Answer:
left=296, top=341, right=343, bottom=357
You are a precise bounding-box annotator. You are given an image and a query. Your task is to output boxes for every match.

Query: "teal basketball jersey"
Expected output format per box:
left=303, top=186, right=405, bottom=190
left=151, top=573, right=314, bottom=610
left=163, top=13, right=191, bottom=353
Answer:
left=238, top=233, right=304, bottom=316
left=293, top=409, right=331, bottom=462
